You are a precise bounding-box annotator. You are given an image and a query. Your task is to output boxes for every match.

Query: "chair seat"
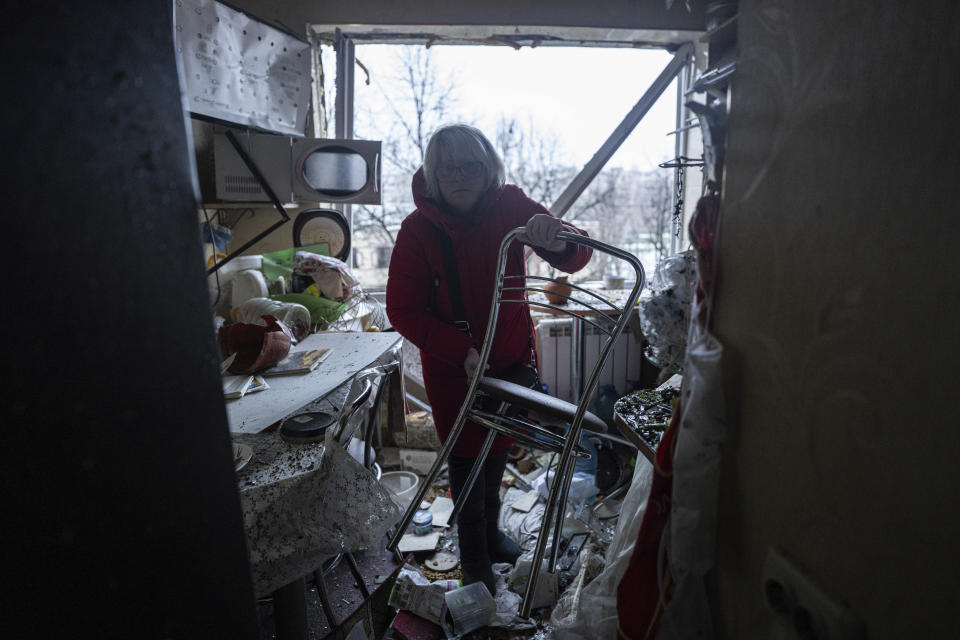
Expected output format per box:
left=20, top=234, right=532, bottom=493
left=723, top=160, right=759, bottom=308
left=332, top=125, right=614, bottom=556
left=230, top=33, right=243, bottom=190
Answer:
left=477, top=376, right=608, bottom=433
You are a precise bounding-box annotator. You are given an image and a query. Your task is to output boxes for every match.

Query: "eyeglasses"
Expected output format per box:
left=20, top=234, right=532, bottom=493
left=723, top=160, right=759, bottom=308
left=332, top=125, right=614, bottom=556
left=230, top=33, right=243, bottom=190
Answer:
left=436, top=161, right=484, bottom=181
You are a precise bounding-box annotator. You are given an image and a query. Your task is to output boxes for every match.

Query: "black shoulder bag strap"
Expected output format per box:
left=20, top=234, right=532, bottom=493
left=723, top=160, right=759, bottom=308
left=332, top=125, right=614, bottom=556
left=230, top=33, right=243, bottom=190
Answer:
left=435, top=224, right=541, bottom=389
left=434, top=225, right=472, bottom=335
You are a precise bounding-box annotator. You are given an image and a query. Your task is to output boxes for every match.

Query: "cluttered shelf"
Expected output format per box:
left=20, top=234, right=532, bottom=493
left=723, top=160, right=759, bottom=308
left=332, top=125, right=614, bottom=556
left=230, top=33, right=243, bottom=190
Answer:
left=613, top=379, right=681, bottom=464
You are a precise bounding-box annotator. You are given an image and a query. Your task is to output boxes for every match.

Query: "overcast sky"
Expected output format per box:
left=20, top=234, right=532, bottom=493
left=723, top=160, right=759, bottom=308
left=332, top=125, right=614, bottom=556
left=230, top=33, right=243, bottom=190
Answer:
left=353, top=44, right=678, bottom=173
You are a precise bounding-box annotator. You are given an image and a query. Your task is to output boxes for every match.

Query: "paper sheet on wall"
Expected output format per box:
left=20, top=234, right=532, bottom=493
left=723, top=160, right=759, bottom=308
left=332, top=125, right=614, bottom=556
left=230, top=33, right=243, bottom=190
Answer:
left=173, top=0, right=312, bottom=135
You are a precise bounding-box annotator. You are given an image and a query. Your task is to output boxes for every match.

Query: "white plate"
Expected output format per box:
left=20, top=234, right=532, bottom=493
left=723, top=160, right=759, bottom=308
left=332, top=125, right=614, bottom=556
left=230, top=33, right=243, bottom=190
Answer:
left=424, top=551, right=459, bottom=572
left=233, top=443, right=254, bottom=472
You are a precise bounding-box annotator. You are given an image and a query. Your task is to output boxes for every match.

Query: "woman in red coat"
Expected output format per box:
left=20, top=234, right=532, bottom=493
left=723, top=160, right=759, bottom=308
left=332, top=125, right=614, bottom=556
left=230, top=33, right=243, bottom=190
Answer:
left=386, top=124, right=592, bottom=593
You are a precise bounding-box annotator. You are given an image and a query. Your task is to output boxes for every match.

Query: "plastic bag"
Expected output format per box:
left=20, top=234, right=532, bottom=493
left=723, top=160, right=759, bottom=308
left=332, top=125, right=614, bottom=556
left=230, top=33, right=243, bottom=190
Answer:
left=500, top=486, right=548, bottom=555
left=489, top=563, right=536, bottom=631
left=507, top=552, right=560, bottom=610
left=669, top=325, right=726, bottom=574
left=656, top=294, right=726, bottom=640
left=549, top=546, right=605, bottom=633
left=294, top=251, right=359, bottom=302
left=637, top=252, right=697, bottom=380
left=234, top=297, right=313, bottom=342
left=531, top=470, right=599, bottom=505
left=271, top=293, right=346, bottom=329
left=445, top=581, right=497, bottom=635
left=260, top=242, right=331, bottom=281
left=549, top=459, right=654, bottom=640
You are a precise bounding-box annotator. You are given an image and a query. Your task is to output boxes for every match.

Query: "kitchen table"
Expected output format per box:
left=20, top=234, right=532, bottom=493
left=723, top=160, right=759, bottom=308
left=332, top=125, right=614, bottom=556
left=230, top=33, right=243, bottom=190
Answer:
left=224, top=330, right=404, bottom=638
left=226, top=331, right=403, bottom=434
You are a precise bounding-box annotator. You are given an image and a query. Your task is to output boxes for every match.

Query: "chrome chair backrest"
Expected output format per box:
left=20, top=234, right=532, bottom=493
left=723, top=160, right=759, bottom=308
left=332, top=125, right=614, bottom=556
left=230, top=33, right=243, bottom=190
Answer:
left=517, top=275, right=632, bottom=336
left=469, top=227, right=646, bottom=427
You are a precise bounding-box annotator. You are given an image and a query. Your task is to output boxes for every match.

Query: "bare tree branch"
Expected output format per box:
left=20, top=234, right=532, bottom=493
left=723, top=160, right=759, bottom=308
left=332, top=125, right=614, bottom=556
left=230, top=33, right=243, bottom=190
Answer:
left=349, top=46, right=671, bottom=287
left=352, top=47, right=458, bottom=247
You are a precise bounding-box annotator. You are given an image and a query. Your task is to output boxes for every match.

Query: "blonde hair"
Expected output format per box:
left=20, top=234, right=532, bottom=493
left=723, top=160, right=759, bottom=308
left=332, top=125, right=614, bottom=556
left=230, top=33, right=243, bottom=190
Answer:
left=422, top=124, right=506, bottom=201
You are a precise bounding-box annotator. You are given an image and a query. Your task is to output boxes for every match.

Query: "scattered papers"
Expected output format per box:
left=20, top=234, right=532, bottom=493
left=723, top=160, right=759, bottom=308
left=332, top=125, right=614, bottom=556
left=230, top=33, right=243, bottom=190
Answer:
left=509, top=490, right=540, bottom=513
left=398, top=531, right=441, bottom=554
left=428, top=497, right=454, bottom=528
left=262, top=347, right=331, bottom=376
left=223, top=374, right=269, bottom=399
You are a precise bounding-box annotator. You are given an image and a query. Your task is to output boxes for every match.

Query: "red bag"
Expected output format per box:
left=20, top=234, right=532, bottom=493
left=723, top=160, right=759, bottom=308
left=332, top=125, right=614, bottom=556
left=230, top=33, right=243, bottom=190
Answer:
left=688, top=193, right=721, bottom=326
left=616, top=400, right=680, bottom=639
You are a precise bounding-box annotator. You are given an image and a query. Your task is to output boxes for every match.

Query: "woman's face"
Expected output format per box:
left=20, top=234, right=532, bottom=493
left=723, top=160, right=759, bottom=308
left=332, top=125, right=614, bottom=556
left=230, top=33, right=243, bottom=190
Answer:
left=436, top=159, right=486, bottom=215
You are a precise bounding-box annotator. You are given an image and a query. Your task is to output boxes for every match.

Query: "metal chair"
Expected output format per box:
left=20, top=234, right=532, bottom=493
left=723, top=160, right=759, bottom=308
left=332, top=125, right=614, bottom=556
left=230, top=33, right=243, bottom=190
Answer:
left=386, top=227, right=646, bottom=616
left=310, top=366, right=397, bottom=629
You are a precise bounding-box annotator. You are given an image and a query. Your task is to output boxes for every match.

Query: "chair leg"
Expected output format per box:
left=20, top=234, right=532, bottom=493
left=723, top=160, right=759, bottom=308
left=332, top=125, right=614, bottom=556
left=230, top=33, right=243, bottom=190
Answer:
left=363, top=414, right=375, bottom=470
left=387, top=408, right=470, bottom=550
left=519, top=417, right=586, bottom=618
left=448, top=430, right=496, bottom=525
left=313, top=565, right=339, bottom=628
left=364, top=377, right=389, bottom=470
left=521, top=493, right=554, bottom=617
left=549, top=421, right=590, bottom=571
left=344, top=551, right=371, bottom=598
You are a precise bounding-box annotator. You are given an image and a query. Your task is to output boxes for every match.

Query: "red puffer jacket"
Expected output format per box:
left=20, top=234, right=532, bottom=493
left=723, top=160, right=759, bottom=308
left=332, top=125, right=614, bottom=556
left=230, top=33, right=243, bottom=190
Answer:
left=386, top=168, right=593, bottom=457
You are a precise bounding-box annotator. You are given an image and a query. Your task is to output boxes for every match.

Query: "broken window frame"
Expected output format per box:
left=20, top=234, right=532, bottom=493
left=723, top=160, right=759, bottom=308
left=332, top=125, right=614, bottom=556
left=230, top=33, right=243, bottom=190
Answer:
left=309, top=24, right=701, bottom=264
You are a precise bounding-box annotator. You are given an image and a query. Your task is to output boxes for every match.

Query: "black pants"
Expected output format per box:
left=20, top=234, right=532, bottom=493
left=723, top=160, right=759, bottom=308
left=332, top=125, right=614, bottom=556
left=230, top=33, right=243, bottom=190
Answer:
left=447, top=448, right=508, bottom=568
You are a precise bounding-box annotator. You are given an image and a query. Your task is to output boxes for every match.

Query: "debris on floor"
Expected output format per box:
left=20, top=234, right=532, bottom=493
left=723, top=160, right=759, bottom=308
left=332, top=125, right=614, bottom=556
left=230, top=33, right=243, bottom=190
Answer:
left=375, top=434, right=649, bottom=639
left=388, top=565, right=460, bottom=626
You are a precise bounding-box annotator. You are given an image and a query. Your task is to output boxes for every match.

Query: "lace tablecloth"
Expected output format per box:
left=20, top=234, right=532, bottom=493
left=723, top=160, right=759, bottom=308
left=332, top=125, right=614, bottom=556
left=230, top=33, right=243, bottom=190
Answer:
left=233, top=428, right=400, bottom=597
left=226, top=337, right=404, bottom=596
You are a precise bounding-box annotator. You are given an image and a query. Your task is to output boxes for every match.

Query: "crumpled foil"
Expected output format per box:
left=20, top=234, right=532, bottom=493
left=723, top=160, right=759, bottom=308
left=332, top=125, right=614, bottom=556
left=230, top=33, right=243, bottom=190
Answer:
left=637, top=252, right=698, bottom=378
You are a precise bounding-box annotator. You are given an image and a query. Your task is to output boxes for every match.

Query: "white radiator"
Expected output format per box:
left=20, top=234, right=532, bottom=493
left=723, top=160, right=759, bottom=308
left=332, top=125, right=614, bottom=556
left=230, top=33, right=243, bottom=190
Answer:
left=534, top=317, right=645, bottom=403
